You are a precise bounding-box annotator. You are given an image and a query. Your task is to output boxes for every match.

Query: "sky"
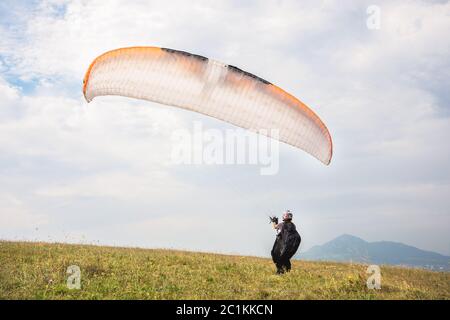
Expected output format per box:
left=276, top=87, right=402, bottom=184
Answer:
left=0, top=0, right=449, bottom=257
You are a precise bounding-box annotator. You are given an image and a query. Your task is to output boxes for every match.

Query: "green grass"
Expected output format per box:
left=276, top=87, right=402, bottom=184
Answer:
left=0, top=241, right=448, bottom=300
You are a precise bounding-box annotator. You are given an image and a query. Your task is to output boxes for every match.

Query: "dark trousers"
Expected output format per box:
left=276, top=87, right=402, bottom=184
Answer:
left=271, top=233, right=300, bottom=274
left=271, top=239, right=292, bottom=274
left=275, top=258, right=291, bottom=274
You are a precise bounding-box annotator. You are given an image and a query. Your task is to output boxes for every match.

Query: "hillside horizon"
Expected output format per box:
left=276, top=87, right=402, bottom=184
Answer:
left=299, top=234, right=450, bottom=271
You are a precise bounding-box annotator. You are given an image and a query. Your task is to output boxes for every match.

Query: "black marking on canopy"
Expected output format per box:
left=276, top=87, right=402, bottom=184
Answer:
left=161, top=47, right=208, bottom=62
left=227, top=65, right=271, bottom=85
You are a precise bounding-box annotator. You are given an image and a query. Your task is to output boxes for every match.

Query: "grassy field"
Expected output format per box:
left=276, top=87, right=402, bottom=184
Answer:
left=0, top=241, right=448, bottom=300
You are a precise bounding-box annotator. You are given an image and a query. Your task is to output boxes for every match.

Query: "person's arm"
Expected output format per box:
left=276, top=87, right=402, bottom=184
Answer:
left=273, top=222, right=283, bottom=232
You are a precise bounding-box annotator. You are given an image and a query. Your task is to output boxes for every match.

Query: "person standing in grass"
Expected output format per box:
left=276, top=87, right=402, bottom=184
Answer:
left=270, top=210, right=301, bottom=274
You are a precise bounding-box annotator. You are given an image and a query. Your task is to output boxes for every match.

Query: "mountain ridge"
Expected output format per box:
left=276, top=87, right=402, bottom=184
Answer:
left=299, top=234, right=449, bottom=271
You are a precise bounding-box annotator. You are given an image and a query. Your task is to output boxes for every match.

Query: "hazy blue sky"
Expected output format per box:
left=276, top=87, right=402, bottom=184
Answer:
left=0, top=0, right=449, bottom=256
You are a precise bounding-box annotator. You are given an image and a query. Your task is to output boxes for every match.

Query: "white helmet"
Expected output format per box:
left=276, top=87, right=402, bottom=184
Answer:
left=282, top=210, right=293, bottom=221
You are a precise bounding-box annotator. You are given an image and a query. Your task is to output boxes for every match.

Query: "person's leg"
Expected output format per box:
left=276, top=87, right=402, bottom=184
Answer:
left=285, top=259, right=291, bottom=272
left=275, top=261, right=285, bottom=274
left=279, top=258, right=289, bottom=273
left=272, top=237, right=282, bottom=274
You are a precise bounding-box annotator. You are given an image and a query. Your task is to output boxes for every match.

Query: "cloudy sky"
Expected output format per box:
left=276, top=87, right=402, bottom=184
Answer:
left=0, top=0, right=449, bottom=257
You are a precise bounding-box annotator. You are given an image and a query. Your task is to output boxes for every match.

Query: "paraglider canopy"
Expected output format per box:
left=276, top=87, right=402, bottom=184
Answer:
left=83, top=47, right=332, bottom=165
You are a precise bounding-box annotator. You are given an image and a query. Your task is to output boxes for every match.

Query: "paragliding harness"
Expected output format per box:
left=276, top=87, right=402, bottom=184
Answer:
left=270, top=218, right=301, bottom=274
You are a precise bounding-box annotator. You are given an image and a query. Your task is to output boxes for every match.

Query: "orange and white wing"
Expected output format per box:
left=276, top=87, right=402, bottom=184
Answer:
left=83, top=47, right=332, bottom=165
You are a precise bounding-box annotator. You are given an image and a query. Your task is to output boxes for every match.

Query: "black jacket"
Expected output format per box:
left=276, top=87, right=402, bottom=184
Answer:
left=271, top=221, right=301, bottom=262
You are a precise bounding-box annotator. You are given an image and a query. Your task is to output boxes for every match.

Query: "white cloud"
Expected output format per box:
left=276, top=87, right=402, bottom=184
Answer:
left=0, top=193, right=48, bottom=230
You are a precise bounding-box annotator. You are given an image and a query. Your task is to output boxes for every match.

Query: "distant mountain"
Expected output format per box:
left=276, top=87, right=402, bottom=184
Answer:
left=298, top=234, right=449, bottom=271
